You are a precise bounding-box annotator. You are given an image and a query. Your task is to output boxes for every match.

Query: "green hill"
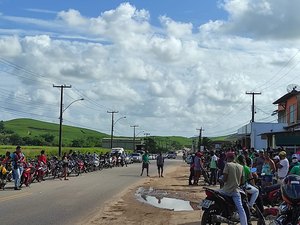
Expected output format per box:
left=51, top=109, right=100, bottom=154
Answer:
left=2, top=118, right=234, bottom=149
left=4, top=118, right=109, bottom=146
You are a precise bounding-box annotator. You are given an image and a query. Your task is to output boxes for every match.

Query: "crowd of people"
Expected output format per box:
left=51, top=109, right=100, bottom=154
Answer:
left=186, top=147, right=300, bottom=187
left=185, top=147, right=300, bottom=225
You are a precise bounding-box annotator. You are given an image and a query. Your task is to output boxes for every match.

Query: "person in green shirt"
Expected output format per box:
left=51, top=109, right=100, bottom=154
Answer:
left=236, top=155, right=259, bottom=210
left=290, top=165, right=300, bottom=175
left=140, top=151, right=150, bottom=177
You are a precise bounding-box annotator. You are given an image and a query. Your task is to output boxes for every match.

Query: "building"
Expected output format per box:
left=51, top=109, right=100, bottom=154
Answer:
left=236, top=89, right=300, bottom=153
left=237, top=122, right=286, bottom=150
left=261, top=89, right=300, bottom=154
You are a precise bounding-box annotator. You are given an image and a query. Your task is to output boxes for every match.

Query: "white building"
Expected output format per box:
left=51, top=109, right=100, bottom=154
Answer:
left=237, top=122, right=287, bottom=149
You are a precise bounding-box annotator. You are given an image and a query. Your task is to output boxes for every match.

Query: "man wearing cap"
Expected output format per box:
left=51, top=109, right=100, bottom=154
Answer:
left=277, top=151, right=289, bottom=184
left=220, top=152, right=248, bottom=225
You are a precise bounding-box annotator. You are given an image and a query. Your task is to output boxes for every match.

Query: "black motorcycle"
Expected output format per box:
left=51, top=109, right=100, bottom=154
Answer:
left=200, top=186, right=265, bottom=225
left=270, top=175, right=300, bottom=225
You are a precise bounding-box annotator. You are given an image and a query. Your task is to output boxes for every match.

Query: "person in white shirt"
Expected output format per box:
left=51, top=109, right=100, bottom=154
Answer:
left=209, top=151, right=218, bottom=185
left=277, top=151, right=289, bottom=184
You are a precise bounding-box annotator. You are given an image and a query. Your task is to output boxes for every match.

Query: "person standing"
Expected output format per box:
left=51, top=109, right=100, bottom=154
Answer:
left=193, top=152, right=202, bottom=185
left=188, top=153, right=195, bottom=185
left=220, top=152, right=248, bottom=225
left=277, top=151, right=289, bottom=184
left=289, top=155, right=300, bottom=171
left=156, top=152, right=164, bottom=177
left=261, top=151, right=276, bottom=186
left=140, top=151, right=150, bottom=177
left=62, top=152, right=69, bottom=180
left=209, top=151, right=218, bottom=185
left=253, top=150, right=265, bottom=176
left=11, top=146, right=25, bottom=190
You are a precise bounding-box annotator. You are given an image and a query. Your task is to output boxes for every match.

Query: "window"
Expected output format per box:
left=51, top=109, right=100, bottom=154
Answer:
left=289, top=104, right=296, bottom=123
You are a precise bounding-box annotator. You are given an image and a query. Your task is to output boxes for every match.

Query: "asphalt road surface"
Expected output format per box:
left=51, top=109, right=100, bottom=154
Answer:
left=0, top=159, right=181, bottom=225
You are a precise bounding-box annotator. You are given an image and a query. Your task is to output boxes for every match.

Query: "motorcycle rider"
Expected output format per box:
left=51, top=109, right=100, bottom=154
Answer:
left=37, top=150, right=47, bottom=181
left=237, top=155, right=259, bottom=212
left=220, top=151, right=248, bottom=225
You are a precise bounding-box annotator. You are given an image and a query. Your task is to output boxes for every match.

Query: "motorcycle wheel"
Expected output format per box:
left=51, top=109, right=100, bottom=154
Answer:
left=201, top=209, right=221, bottom=225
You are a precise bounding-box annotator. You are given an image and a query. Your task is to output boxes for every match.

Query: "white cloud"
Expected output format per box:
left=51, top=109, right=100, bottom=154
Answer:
left=1, top=1, right=300, bottom=138
left=214, top=0, right=300, bottom=39
left=0, top=36, right=22, bottom=56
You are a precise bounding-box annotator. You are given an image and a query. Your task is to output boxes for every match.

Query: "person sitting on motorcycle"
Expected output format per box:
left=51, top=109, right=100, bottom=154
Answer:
left=37, top=150, right=47, bottom=181
left=220, top=151, right=248, bottom=225
left=38, top=150, right=47, bottom=165
left=2, top=151, right=11, bottom=168
left=237, top=155, right=259, bottom=212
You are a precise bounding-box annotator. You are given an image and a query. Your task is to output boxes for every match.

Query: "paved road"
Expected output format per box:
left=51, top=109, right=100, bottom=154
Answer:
left=0, top=159, right=181, bottom=225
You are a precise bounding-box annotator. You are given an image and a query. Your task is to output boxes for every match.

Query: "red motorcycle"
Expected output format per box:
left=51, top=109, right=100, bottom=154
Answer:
left=20, top=162, right=34, bottom=187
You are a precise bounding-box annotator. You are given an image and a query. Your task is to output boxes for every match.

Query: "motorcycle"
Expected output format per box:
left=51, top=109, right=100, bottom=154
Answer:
left=20, top=162, right=34, bottom=187
left=0, top=164, right=11, bottom=190
left=200, top=185, right=266, bottom=225
left=261, top=183, right=281, bottom=206
left=270, top=175, right=300, bottom=225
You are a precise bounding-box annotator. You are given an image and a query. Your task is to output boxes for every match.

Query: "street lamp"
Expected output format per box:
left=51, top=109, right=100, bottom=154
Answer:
left=110, top=116, right=126, bottom=149
left=136, top=130, right=145, bottom=137
left=58, top=98, right=84, bottom=157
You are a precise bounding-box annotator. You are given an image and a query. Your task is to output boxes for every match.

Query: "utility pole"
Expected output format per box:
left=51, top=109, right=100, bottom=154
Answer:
left=107, top=111, right=119, bottom=149
left=196, top=127, right=203, bottom=151
left=53, top=84, right=72, bottom=157
left=246, top=92, right=261, bottom=122
left=131, top=125, right=139, bottom=151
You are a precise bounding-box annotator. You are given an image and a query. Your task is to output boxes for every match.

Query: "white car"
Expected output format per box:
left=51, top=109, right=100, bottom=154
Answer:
left=131, top=153, right=142, bottom=163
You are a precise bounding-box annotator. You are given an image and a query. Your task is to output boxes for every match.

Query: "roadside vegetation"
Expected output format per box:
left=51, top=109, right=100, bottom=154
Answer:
left=0, top=118, right=232, bottom=157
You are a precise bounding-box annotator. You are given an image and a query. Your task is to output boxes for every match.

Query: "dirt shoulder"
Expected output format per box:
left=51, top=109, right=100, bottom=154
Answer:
left=82, top=161, right=208, bottom=225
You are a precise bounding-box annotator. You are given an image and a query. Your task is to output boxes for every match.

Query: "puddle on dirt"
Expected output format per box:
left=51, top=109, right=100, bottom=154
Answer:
left=135, top=187, right=194, bottom=211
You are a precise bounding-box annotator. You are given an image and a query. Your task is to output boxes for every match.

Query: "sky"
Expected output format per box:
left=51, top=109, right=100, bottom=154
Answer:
left=1, top=0, right=300, bottom=138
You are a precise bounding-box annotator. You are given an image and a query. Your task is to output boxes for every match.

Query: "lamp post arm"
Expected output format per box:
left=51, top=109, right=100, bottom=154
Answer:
left=114, top=116, right=126, bottom=126
left=63, top=98, right=84, bottom=113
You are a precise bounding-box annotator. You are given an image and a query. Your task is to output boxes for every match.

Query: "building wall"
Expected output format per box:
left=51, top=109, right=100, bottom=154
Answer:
left=286, top=95, right=298, bottom=125
left=251, top=122, right=286, bottom=149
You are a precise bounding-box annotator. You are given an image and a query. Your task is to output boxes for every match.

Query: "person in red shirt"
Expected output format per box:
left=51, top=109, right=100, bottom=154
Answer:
left=37, top=150, right=47, bottom=181
left=2, top=151, right=11, bottom=167
left=38, top=150, right=47, bottom=165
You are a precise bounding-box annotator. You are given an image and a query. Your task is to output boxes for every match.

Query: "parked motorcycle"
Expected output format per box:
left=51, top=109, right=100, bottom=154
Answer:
left=0, top=164, right=11, bottom=190
left=270, top=175, right=300, bottom=225
left=200, top=186, right=265, bottom=225
left=260, top=183, right=281, bottom=206
left=20, top=162, right=34, bottom=187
